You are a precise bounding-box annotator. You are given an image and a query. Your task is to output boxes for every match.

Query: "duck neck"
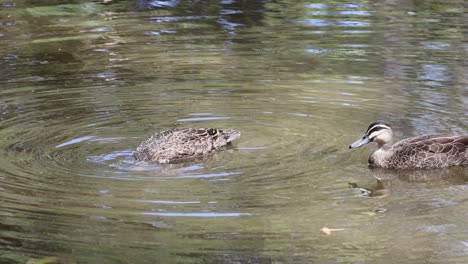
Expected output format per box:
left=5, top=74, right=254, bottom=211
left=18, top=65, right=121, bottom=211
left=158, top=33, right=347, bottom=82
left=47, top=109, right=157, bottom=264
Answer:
left=378, top=140, right=393, bottom=150
left=369, top=140, right=393, bottom=167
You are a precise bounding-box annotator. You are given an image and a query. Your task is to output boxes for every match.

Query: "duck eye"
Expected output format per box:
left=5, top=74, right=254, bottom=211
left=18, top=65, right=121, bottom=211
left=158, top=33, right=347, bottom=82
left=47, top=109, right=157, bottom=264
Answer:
left=207, top=129, right=217, bottom=135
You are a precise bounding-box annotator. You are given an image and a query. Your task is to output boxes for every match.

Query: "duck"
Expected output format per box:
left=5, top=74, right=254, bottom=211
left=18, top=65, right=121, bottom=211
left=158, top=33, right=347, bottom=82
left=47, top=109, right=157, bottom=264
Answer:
left=134, top=128, right=241, bottom=163
left=349, top=120, right=468, bottom=169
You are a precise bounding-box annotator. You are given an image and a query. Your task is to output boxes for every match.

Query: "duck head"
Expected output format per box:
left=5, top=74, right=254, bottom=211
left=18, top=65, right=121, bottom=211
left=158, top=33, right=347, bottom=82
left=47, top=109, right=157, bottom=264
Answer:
left=349, top=120, right=393, bottom=149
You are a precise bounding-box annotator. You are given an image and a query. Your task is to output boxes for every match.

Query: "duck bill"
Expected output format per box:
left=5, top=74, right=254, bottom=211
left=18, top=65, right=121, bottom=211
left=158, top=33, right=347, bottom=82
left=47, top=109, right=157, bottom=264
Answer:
left=349, top=135, right=371, bottom=149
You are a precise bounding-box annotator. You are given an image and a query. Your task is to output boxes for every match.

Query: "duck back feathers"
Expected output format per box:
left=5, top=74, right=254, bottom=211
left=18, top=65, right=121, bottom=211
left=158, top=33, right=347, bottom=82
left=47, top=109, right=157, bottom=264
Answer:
left=371, top=135, right=468, bottom=169
left=134, top=128, right=241, bottom=163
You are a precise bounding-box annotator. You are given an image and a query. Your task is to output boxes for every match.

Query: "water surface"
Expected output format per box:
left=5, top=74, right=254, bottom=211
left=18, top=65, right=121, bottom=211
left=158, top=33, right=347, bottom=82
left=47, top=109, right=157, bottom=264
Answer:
left=1, top=0, right=467, bottom=263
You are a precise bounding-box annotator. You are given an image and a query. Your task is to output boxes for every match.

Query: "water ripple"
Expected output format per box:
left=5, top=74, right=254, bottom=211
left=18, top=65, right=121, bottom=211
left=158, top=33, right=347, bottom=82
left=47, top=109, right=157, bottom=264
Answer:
left=144, top=212, right=252, bottom=217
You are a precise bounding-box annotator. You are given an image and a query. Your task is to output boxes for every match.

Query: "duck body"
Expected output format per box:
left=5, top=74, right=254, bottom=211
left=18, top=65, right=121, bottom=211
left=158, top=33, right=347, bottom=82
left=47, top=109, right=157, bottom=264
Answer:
left=134, top=128, right=241, bottom=163
left=368, top=134, right=468, bottom=169
left=350, top=121, right=468, bottom=169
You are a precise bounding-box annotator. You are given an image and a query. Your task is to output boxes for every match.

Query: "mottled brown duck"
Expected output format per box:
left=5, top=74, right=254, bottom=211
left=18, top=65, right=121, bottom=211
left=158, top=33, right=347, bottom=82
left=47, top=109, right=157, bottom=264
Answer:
left=349, top=120, right=468, bottom=169
left=134, top=128, right=241, bottom=163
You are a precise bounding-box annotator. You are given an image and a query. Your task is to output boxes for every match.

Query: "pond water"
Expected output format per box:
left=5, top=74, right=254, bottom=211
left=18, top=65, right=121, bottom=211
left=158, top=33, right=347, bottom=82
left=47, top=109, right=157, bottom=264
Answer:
left=1, top=0, right=467, bottom=263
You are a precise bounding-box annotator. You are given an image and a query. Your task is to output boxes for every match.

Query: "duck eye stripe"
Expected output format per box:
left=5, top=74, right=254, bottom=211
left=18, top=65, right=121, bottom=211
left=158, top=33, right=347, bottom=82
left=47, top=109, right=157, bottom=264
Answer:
left=366, top=125, right=388, bottom=134
left=365, top=121, right=392, bottom=132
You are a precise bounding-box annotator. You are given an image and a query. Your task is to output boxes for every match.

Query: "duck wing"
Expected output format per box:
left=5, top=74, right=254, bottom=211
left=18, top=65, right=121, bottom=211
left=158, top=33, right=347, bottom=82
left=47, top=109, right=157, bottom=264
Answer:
left=135, top=128, right=240, bottom=163
left=391, top=135, right=468, bottom=168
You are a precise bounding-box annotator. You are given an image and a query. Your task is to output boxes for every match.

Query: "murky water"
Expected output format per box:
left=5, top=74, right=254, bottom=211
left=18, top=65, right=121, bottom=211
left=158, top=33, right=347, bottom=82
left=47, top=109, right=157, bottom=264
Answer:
left=1, top=0, right=467, bottom=263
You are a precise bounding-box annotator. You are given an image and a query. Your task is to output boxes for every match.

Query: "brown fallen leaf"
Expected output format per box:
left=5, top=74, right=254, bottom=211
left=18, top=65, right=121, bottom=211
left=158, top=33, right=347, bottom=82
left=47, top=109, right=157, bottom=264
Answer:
left=320, top=227, right=345, bottom=235
left=363, top=211, right=376, bottom=216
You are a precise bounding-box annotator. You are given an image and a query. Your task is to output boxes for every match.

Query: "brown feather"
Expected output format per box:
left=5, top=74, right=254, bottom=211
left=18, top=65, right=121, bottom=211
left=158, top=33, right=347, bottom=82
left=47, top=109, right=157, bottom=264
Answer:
left=381, top=135, right=468, bottom=169
left=134, top=128, right=241, bottom=163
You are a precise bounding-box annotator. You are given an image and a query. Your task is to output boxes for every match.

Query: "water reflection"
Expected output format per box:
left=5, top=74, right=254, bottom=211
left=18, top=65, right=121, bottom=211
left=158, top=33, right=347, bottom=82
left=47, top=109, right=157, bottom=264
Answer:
left=352, top=167, right=468, bottom=198
left=139, top=0, right=267, bottom=34
left=0, top=0, right=467, bottom=263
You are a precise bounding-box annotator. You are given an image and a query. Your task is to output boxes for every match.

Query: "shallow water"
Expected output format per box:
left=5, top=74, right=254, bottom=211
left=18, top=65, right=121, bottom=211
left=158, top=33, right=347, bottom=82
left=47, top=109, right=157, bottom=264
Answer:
left=1, top=0, right=467, bottom=263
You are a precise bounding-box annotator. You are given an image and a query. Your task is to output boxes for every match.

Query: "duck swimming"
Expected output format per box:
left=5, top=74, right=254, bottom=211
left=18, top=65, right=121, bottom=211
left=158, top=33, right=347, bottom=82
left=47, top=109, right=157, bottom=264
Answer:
left=349, top=120, right=468, bottom=169
left=134, top=128, right=241, bottom=163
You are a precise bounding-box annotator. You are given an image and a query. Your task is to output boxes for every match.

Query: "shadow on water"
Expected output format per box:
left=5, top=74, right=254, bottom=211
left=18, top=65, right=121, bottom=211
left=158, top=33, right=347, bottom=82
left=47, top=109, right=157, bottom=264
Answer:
left=350, top=167, right=468, bottom=198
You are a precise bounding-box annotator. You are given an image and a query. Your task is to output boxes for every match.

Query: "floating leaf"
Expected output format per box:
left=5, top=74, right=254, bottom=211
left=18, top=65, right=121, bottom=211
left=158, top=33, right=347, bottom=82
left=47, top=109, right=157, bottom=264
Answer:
left=320, top=227, right=345, bottom=235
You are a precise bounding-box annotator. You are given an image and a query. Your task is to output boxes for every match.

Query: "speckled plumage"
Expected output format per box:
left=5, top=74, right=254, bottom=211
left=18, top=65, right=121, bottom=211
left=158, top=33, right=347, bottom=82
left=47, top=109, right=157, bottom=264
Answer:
left=134, top=128, right=241, bottom=163
left=350, top=121, right=468, bottom=169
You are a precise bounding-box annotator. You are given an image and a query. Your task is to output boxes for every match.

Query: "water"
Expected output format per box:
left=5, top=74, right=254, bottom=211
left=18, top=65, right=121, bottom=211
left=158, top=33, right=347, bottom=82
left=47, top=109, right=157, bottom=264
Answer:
left=1, top=0, right=467, bottom=263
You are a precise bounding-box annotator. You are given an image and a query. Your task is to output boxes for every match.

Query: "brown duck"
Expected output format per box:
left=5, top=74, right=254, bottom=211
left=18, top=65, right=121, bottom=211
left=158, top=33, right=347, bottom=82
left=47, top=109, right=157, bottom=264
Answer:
left=134, top=128, right=241, bottom=163
left=349, top=120, right=468, bottom=169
